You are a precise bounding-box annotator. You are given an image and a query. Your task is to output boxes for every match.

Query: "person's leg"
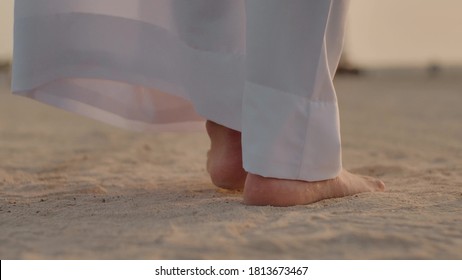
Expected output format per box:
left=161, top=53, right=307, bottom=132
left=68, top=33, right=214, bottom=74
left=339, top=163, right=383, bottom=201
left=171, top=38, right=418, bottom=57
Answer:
left=242, top=0, right=384, bottom=206
left=206, top=120, right=246, bottom=190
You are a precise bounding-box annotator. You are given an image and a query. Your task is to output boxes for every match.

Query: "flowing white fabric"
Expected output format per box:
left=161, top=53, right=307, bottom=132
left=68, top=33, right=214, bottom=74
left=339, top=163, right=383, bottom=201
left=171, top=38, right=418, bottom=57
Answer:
left=12, top=0, right=349, bottom=181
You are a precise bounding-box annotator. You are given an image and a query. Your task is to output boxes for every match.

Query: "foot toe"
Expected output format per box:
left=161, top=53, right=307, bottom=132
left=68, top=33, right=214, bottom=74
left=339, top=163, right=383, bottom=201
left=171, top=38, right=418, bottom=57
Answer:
left=375, top=179, right=386, bottom=191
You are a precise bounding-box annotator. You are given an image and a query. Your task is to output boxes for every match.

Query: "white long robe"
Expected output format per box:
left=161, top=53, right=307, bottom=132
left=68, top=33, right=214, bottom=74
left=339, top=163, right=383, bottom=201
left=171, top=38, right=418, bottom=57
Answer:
left=12, top=0, right=349, bottom=181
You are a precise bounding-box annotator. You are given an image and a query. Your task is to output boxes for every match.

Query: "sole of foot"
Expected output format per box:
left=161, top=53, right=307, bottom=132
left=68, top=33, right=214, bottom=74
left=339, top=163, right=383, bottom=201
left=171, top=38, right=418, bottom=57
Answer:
left=243, top=169, right=385, bottom=206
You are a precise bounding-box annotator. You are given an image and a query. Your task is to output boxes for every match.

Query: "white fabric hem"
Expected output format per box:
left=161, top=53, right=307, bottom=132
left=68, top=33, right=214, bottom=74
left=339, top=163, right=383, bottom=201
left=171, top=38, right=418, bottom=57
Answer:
left=242, top=81, right=342, bottom=181
left=14, top=89, right=206, bottom=132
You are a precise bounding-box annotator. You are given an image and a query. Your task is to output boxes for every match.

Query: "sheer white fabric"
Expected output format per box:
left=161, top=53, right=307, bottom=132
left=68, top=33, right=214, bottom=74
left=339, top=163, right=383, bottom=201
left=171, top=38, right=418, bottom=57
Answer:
left=12, top=0, right=349, bottom=181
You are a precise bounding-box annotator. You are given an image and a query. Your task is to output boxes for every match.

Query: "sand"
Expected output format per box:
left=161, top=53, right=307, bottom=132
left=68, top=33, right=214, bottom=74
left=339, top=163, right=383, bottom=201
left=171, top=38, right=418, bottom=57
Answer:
left=0, top=72, right=461, bottom=259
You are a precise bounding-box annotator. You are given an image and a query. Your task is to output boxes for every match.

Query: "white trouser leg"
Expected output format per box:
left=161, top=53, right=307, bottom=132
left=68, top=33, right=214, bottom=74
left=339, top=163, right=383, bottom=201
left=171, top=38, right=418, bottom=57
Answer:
left=242, top=0, right=349, bottom=181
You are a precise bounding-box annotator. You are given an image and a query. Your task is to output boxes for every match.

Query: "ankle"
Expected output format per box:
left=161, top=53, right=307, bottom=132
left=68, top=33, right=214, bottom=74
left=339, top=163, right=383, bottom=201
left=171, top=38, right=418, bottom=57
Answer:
left=206, top=120, right=241, bottom=140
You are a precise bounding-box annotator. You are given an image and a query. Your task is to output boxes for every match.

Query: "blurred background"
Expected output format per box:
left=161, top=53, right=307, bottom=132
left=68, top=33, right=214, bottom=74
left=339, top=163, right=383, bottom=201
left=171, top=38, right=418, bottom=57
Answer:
left=1, top=0, right=462, bottom=73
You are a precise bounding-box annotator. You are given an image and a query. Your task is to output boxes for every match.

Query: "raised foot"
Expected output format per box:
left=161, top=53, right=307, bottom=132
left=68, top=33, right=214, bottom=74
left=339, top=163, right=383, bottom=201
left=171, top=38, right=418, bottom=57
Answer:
left=206, top=120, right=247, bottom=190
left=243, top=169, right=385, bottom=206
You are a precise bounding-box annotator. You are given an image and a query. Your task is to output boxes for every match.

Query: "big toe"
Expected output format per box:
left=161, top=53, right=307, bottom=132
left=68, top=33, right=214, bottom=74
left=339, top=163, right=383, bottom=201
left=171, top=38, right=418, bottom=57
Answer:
left=370, top=178, right=385, bottom=192
left=360, top=175, right=385, bottom=191
left=375, top=179, right=386, bottom=191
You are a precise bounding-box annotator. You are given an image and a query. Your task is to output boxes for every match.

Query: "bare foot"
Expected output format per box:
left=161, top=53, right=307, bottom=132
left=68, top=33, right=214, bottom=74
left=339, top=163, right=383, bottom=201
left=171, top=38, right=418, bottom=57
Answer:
left=206, top=121, right=247, bottom=190
left=243, top=169, right=385, bottom=206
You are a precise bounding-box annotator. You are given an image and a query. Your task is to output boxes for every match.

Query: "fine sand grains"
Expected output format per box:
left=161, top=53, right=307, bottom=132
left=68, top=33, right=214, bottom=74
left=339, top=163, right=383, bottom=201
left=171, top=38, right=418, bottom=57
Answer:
left=1, top=73, right=461, bottom=259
